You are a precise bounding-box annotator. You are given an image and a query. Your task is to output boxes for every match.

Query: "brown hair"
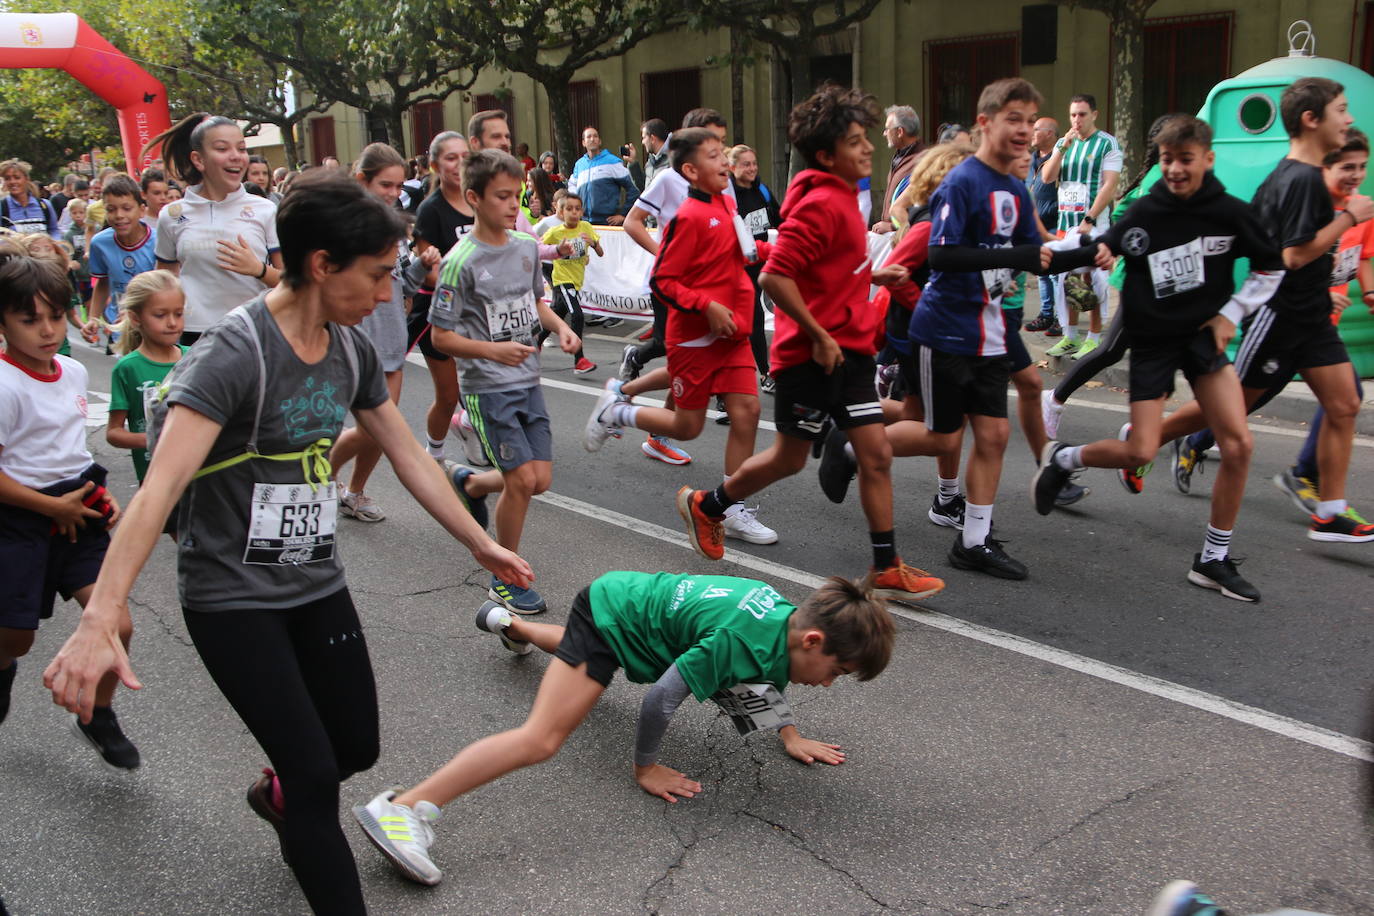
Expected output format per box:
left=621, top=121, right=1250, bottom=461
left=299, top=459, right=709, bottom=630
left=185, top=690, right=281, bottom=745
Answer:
left=1153, top=115, right=1214, bottom=151
left=1325, top=127, right=1370, bottom=165
left=353, top=142, right=406, bottom=183
left=792, top=576, right=895, bottom=681
left=467, top=109, right=509, bottom=145
left=977, top=78, right=1044, bottom=117
left=788, top=83, right=879, bottom=170
left=462, top=149, right=523, bottom=199
left=102, top=174, right=144, bottom=206
left=142, top=112, right=239, bottom=185
left=1281, top=77, right=1344, bottom=139
left=0, top=256, right=70, bottom=319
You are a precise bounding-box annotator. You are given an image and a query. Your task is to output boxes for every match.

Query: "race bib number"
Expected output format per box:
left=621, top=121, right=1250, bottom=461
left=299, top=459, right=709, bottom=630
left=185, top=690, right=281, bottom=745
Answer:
left=244, top=481, right=338, bottom=566
left=1331, top=244, right=1362, bottom=286
left=485, top=290, right=538, bottom=344
left=981, top=267, right=1011, bottom=303
left=742, top=207, right=770, bottom=235
left=1058, top=181, right=1089, bottom=214
left=1147, top=238, right=1204, bottom=298
left=568, top=237, right=587, bottom=259
left=709, top=683, right=795, bottom=737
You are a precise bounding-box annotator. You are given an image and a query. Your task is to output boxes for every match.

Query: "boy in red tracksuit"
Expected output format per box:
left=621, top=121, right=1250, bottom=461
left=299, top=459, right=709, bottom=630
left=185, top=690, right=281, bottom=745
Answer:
left=673, top=85, right=945, bottom=604
left=584, top=128, right=779, bottom=545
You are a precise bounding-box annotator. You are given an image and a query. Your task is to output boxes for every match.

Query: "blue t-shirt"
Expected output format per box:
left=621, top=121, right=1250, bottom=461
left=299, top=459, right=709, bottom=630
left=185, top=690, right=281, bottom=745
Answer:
left=910, top=157, right=1039, bottom=357
left=88, top=225, right=158, bottom=321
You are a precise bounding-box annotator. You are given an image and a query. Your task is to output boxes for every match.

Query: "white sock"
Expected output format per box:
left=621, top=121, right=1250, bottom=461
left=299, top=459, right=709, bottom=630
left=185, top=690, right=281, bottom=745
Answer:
left=937, top=476, right=960, bottom=504
left=609, top=402, right=640, bottom=427
left=426, top=437, right=445, bottom=459
left=1054, top=445, right=1084, bottom=470
left=1316, top=499, right=1348, bottom=519
left=1086, top=331, right=1100, bottom=343
left=1065, top=327, right=1081, bottom=341
left=962, top=502, right=992, bottom=548
left=1201, top=525, right=1231, bottom=563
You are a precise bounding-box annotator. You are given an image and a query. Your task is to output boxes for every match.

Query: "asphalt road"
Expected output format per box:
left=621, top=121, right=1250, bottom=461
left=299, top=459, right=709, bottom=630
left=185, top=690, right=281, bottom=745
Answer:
left=1, top=325, right=1371, bottom=916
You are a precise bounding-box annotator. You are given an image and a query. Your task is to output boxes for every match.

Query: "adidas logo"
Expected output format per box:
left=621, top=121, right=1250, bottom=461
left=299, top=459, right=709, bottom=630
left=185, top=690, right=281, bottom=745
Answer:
left=478, top=269, right=493, bottom=281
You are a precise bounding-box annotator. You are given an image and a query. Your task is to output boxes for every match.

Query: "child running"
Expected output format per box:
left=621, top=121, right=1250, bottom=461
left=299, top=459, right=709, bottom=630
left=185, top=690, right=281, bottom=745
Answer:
left=88, top=175, right=157, bottom=353
left=353, top=571, right=894, bottom=886
left=0, top=256, right=134, bottom=767
left=427, top=149, right=580, bottom=615
left=539, top=191, right=602, bottom=373
left=675, top=84, right=943, bottom=602
left=585, top=127, right=778, bottom=546
left=1031, top=115, right=1284, bottom=601
left=106, top=271, right=186, bottom=485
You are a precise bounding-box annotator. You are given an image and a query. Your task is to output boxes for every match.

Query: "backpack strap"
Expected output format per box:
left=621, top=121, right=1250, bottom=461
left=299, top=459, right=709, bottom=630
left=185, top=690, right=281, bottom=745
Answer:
left=227, top=305, right=268, bottom=454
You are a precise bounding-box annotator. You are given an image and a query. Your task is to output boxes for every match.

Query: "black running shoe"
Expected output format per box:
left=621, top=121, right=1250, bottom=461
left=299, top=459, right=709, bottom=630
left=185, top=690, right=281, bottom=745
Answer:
left=1187, top=553, right=1259, bottom=602
left=1054, top=478, right=1089, bottom=508
left=73, top=706, right=140, bottom=770
left=617, top=344, right=642, bottom=382
left=810, top=416, right=834, bottom=459
left=714, top=396, right=730, bottom=425
left=0, top=660, right=15, bottom=726
left=928, top=493, right=965, bottom=530
left=817, top=425, right=855, bottom=504
left=948, top=533, right=1028, bottom=580
left=1024, top=314, right=1054, bottom=332
left=1031, top=441, right=1072, bottom=516
left=445, top=462, right=488, bottom=530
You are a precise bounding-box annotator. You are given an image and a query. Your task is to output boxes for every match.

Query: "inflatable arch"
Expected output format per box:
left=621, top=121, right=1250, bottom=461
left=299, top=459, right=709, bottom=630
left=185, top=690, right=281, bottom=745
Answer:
left=0, top=12, right=171, bottom=172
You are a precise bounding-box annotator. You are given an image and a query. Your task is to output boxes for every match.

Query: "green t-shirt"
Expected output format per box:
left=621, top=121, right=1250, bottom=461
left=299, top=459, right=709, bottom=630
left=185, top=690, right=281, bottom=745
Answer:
left=589, top=571, right=795, bottom=700
left=109, top=346, right=188, bottom=480
left=1108, top=181, right=1148, bottom=290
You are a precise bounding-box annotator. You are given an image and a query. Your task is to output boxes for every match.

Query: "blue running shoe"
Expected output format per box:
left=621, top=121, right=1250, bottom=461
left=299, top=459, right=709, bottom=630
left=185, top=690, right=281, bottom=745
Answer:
left=489, top=576, right=547, bottom=615
left=1145, top=880, right=1227, bottom=916
left=444, top=461, right=488, bottom=530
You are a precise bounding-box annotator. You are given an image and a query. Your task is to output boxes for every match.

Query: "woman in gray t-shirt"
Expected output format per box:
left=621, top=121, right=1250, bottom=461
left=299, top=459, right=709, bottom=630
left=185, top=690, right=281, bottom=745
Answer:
left=44, top=171, right=532, bottom=916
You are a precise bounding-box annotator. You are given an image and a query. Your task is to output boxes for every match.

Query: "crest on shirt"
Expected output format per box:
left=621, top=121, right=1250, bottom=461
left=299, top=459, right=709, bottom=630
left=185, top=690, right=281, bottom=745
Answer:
left=75, top=394, right=88, bottom=418
left=990, top=191, right=1018, bottom=237
left=240, top=207, right=256, bottom=220
left=167, top=203, right=187, bottom=223
left=434, top=286, right=457, bottom=314
left=1122, top=227, right=1149, bottom=256
left=122, top=255, right=136, bottom=269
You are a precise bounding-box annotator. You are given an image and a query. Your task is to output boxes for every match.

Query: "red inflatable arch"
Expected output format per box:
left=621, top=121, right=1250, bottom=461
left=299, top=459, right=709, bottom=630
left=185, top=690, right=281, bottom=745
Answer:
left=0, top=12, right=171, bottom=172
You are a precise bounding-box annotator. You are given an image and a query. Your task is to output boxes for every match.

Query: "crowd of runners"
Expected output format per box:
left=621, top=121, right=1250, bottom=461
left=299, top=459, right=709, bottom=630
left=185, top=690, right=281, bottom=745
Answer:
left=0, top=71, right=1369, bottom=915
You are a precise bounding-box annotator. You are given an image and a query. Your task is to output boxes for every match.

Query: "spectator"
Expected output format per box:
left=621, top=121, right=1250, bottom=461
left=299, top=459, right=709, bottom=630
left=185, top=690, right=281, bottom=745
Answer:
left=516, top=142, right=536, bottom=174
left=937, top=122, right=971, bottom=144
left=622, top=141, right=645, bottom=190
left=140, top=168, right=172, bottom=226
left=321, top=155, right=341, bottom=170
left=566, top=126, right=639, bottom=225
left=0, top=159, right=60, bottom=239
left=872, top=104, right=924, bottom=233
left=50, top=172, right=80, bottom=219
left=57, top=179, right=90, bottom=232
left=248, top=155, right=281, bottom=204
left=401, top=153, right=430, bottom=212
left=641, top=118, right=670, bottom=188
left=539, top=150, right=565, bottom=187
left=525, top=167, right=557, bottom=222
left=1024, top=116, right=1062, bottom=332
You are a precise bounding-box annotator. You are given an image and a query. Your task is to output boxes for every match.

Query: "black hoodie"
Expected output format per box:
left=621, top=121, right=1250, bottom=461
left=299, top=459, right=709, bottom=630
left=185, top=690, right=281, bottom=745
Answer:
left=1099, top=172, right=1284, bottom=341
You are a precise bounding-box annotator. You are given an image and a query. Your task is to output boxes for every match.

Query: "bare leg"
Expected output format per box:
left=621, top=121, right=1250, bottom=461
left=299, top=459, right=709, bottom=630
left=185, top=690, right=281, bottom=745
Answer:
left=1302, top=362, right=1362, bottom=504
left=721, top=393, right=760, bottom=474
left=1011, top=364, right=1047, bottom=457
left=963, top=415, right=1009, bottom=505
left=492, top=461, right=551, bottom=552
left=0, top=626, right=36, bottom=670
left=847, top=422, right=895, bottom=534
left=394, top=658, right=605, bottom=809
left=718, top=433, right=811, bottom=502
left=424, top=358, right=460, bottom=445
left=630, top=406, right=707, bottom=441
left=622, top=366, right=671, bottom=398
left=1079, top=398, right=1165, bottom=469
left=505, top=618, right=565, bottom=654
left=1192, top=367, right=1252, bottom=530
left=332, top=370, right=403, bottom=494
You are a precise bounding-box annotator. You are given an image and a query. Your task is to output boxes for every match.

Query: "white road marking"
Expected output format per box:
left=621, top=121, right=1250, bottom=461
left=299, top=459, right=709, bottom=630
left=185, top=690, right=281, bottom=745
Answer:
left=85, top=390, right=111, bottom=428
left=535, top=488, right=1374, bottom=763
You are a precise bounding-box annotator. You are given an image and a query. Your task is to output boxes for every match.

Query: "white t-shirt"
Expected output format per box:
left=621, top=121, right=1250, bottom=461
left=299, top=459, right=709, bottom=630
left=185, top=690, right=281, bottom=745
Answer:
left=0, top=354, right=93, bottom=488
left=155, top=184, right=280, bottom=332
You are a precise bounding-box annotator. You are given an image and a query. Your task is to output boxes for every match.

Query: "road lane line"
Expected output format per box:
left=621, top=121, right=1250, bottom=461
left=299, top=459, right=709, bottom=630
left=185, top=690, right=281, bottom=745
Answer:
left=535, top=489, right=1374, bottom=763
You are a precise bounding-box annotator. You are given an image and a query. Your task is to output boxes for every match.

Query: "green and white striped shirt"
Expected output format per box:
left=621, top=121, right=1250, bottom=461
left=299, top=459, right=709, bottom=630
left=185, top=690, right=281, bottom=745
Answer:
left=1055, top=129, right=1123, bottom=233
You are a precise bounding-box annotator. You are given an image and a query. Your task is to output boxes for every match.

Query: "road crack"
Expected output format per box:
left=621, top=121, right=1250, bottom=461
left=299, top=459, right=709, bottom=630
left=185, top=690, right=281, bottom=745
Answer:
left=1026, top=774, right=1187, bottom=857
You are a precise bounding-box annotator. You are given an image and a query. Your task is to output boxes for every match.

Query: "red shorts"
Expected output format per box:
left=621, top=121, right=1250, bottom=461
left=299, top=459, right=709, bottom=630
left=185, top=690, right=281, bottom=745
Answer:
left=667, top=338, right=757, bottom=410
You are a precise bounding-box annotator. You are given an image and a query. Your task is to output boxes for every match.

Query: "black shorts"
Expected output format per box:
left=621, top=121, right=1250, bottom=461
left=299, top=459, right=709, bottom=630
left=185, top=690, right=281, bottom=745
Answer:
left=406, top=292, right=451, bottom=362
left=1003, top=307, right=1032, bottom=374
left=1128, top=328, right=1229, bottom=402
left=1233, top=306, right=1348, bottom=390
left=554, top=588, right=620, bottom=687
left=0, top=465, right=110, bottom=630
left=907, top=346, right=1010, bottom=434
left=772, top=350, right=883, bottom=440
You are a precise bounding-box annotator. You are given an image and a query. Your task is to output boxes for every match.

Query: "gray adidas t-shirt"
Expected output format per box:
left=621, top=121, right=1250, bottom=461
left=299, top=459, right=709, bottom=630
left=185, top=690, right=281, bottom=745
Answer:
left=165, top=295, right=389, bottom=612
left=428, top=230, right=545, bottom=394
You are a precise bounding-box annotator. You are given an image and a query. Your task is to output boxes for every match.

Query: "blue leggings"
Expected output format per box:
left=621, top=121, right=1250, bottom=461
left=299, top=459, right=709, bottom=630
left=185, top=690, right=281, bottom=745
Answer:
left=1186, top=365, right=1363, bottom=480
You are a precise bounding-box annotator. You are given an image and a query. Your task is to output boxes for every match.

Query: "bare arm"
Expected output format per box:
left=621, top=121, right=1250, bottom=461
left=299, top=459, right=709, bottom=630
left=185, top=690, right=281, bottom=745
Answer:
left=105, top=409, right=145, bottom=451
left=623, top=206, right=657, bottom=257
left=1040, top=132, right=1074, bottom=184
left=1286, top=210, right=1363, bottom=270
left=1085, top=170, right=1119, bottom=225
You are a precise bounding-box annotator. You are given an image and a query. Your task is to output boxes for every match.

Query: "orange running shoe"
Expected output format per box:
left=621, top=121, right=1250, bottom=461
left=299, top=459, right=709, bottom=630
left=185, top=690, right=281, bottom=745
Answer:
left=676, top=486, right=724, bottom=560
left=870, top=559, right=946, bottom=601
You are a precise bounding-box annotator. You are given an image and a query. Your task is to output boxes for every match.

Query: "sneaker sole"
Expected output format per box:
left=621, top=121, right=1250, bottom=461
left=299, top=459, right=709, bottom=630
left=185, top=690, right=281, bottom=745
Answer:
left=873, top=582, right=945, bottom=602
left=1306, top=529, right=1374, bottom=543
left=642, top=442, right=690, bottom=465
left=351, top=805, right=442, bottom=886
left=927, top=507, right=964, bottom=530
left=723, top=528, right=778, bottom=545
left=676, top=487, right=722, bottom=561
left=574, top=365, right=597, bottom=375
left=1271, top=473, right=1317, bottom=515
left=1030, top=440, right=1064, bottom=516
left=584, top=388, right=620, bottom=453
left=487, top=587, right=547, bottom=616
left=70, top=720, right=140, bottom=772
left=1186, top=569, right=1259, bottom=602
left=1144, top=880, right=1201, bottom=916
left=339, top=505, right=386, bottom=523
left=947, top=549, right=1029, bottom=580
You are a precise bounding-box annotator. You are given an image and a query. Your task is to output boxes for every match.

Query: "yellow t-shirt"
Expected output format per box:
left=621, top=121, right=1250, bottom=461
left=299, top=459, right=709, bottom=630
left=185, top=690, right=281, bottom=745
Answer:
left=542, top=221, right=600, bottom=289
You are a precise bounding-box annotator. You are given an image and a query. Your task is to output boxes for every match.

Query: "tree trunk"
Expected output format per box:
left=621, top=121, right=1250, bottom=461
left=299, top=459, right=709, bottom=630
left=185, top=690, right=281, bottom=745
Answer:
left=280, top=123, right=301, bottom=170
left=544, top=77, right=578, bottom=181
left=769, top=49, right=789, bottom=194
left=786, top=40, right=813, bottom=180
left=730, top=27, right=746, bottom=145
left=1108, top=1, right=1149, bottom=179
left=387, top=107, right=407, bottom=158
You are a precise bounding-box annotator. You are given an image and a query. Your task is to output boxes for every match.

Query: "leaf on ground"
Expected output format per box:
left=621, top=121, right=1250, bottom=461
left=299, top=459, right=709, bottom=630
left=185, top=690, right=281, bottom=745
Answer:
left=1084, top=381, right=1105, bottom=389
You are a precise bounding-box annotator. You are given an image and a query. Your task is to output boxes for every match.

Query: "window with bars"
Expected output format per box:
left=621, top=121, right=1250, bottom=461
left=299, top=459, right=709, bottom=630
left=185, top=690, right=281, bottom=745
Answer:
left=1133, top=14, right=1232, bottom=124
left=472, top=92, right=516, bottom=145
left=641, top=68, right=702, bottom=133
left=412, top=101, right=444, bottom=156
left=925, top=33, right=1019, bottom=143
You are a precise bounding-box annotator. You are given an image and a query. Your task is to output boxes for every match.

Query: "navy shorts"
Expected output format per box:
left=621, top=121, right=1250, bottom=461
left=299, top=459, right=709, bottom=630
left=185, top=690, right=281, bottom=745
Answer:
left=554, top=587, right=619, bottom=687
left=0, top=464, right=110, bottom=630
left=1003, top=307, right=1033, bottom=374
left=462, top=386, right=553, bottom=471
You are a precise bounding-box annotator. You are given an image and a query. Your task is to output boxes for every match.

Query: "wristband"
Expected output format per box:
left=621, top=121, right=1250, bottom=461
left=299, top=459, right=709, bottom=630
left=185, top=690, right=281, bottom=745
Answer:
left=257, top=260, right=269, bottom=279
left=1081, top=215, right=1096, bottom=226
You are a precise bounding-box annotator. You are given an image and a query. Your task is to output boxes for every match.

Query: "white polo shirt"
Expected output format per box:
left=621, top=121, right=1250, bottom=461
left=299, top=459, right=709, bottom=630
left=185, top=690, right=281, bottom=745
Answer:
left=155, top=184, right=280, bottom=332
left=0, top=354, right=92, bottom=488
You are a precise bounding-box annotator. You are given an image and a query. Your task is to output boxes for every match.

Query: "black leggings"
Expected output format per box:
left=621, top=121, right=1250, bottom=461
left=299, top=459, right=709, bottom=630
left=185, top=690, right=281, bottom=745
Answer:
left=630, top=293, right=669, bottom=365
left=183, top=588, right=379, bottom=916
left=1052, top=304, right=1128, bottom=403
left=539, top=284, right=586, bottom=359
left=747, top=265, right=769, bottom=376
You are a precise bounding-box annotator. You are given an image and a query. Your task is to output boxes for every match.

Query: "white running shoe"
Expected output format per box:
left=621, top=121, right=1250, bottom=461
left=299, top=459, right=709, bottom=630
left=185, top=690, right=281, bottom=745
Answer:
left=1040, top=390, right=1064, bottom=441
left=584, top=379, right=622, bottom=452
left=721, top=504, right=778, bottom=544
left=475, top=600, right=533, bottom=655
left=352, top=790, right=443, bottom=886
left=449, top=410, right=492, bottom=468
left=339, top=488, right=385, bottom=522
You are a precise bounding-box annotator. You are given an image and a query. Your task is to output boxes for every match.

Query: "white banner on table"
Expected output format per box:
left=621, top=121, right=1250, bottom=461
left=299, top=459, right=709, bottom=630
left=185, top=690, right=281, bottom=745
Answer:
left=579, top=227, right=655, bottom=318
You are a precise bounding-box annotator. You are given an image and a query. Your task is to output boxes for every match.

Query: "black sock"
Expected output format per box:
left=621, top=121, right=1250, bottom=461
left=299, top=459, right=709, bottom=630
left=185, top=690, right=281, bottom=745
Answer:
left=699, top=484, right=733, bottom=517
left=870, top=530, right=896, bottom=570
